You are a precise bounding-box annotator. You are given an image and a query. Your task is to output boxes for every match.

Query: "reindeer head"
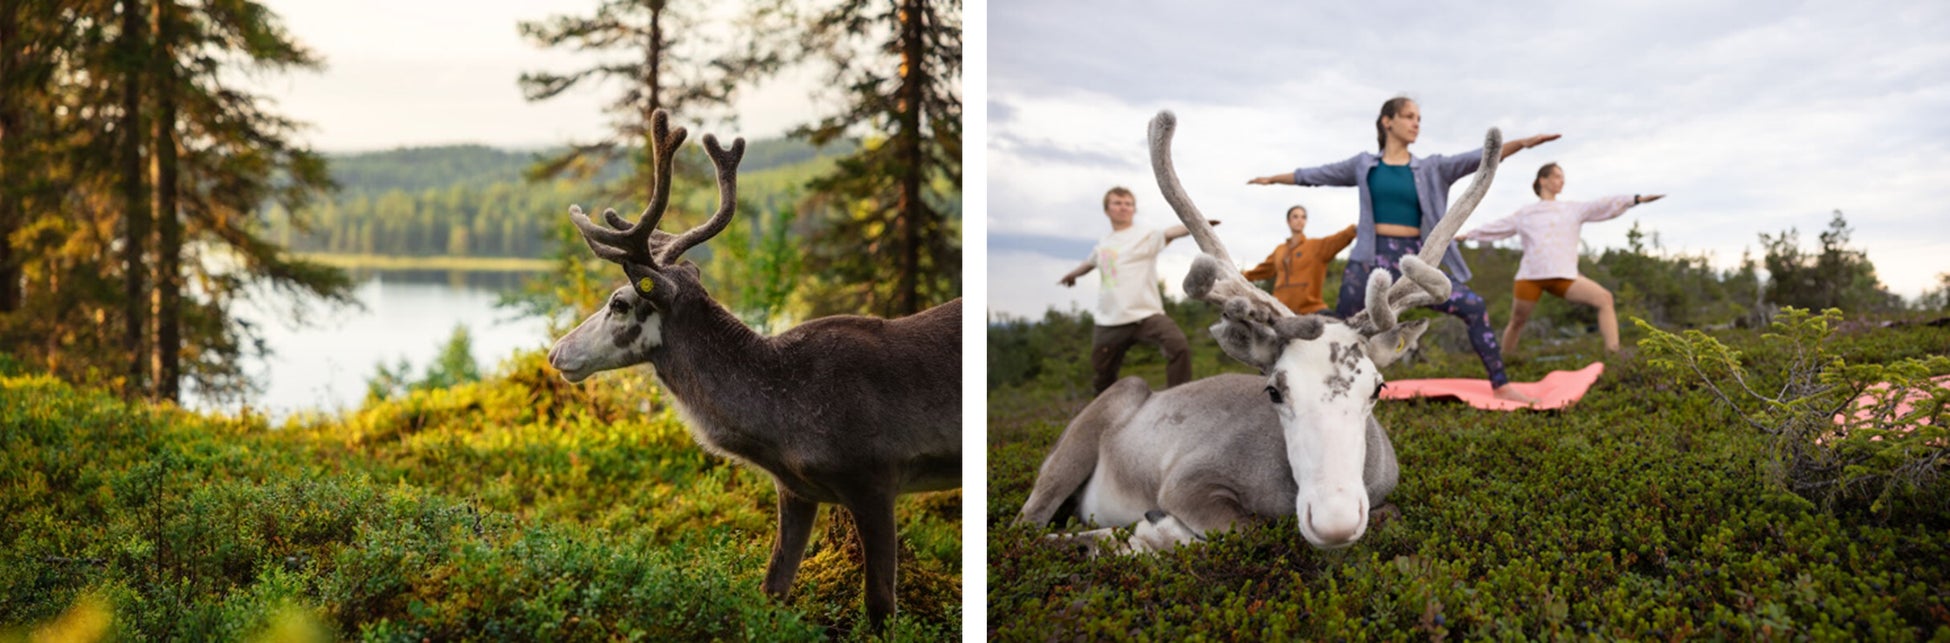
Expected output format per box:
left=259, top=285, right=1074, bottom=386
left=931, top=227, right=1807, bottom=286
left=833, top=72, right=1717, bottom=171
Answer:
left=1150, top=111, right=1499, bottom=548
left=547, top=110, right=747, bottom=383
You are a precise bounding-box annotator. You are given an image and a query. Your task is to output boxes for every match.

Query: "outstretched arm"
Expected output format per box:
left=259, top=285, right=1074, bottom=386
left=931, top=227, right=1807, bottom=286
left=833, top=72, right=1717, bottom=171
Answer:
left=1582, top=194, right=1666, bottom=223
left=1499, top=133, right=1561, bottom=160
left=1323, top=223, right=1358, bottom=255
left=1059, top=258, right=1096, bottom=287
left=1458, top=211, right=1522, bottom=242
left=1164, top=220, right=1220, bottom=242
left=1242, top=245, right=1279, bottom=281
left=1250, top=154, right=1363, bottom=187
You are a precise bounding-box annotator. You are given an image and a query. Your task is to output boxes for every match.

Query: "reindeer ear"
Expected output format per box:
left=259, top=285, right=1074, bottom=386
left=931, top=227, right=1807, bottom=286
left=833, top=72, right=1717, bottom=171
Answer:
left=1209, top=298, right=1284, bottom=372
left=622, top=263, right=677, bottom=301
left=1365, top=319, right=1429, bottom=369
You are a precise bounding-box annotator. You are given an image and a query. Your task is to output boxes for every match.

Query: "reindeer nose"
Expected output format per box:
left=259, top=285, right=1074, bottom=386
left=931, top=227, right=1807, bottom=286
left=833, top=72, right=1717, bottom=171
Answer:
left=546, top=340, right=582, bottom=377
left=1307, top=495, right=1365, bottom=546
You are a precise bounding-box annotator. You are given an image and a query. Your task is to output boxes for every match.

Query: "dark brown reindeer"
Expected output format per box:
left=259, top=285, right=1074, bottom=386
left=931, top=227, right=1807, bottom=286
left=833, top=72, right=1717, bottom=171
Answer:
left=545, top=110, right=962, bottom=627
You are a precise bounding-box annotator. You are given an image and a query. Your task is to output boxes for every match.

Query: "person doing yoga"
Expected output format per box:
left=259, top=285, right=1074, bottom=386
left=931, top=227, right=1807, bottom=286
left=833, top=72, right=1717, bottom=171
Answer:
left=1246, top=96, right=1558, bottom=404
left=1457, top=162, right=1664, bottom=356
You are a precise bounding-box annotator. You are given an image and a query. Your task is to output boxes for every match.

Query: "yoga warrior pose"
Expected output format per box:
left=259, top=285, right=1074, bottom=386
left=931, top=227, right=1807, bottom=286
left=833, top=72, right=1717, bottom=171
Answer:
left=1458, top=162, right=1664, bottom=356
left=1242, top=204, right=1355, bottom=315
left=1247, top=96, right=1557, bottom=404
left=1058, top=187, right=1216, bottom=394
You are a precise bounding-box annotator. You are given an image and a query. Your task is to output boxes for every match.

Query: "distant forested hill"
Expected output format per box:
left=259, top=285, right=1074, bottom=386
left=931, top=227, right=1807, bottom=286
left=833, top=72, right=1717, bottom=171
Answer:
left=266, top=138, right=849, bottom=259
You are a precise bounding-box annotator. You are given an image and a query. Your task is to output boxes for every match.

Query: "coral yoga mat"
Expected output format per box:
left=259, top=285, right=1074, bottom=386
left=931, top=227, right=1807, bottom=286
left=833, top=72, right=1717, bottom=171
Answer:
left=1379, top=362, right=1605, bottom=411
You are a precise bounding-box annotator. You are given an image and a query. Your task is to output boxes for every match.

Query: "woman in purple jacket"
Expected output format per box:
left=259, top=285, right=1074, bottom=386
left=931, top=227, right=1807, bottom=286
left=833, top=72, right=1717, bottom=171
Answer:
left=1247, top=96, right=1558, bottom=404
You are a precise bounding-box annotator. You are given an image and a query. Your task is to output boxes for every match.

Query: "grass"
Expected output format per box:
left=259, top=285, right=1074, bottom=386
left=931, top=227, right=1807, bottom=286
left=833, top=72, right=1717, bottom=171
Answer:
left=988, top=310, right=1950, bottom=639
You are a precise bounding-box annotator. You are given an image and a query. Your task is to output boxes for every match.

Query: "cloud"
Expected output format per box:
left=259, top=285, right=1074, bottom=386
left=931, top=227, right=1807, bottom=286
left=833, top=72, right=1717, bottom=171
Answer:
left=988, top=1, right=1950, bottom=317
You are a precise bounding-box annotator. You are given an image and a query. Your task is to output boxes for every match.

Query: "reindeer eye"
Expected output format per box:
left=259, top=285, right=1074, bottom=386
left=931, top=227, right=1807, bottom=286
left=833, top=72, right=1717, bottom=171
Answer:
left=608, top=297, right=630, bottom=314
left=1265, top=385, right=1283, bottom=405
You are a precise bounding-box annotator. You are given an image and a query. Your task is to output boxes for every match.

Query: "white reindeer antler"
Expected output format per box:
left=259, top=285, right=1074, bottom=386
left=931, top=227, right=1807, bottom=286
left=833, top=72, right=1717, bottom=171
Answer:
left=1350, top=127, right=1502, bottom=333
left=1148, top=111, right=1291, bottom=323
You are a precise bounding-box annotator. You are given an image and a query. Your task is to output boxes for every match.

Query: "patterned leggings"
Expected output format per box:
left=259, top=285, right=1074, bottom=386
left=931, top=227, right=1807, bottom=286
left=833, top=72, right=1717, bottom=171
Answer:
left=1334, top=236, right=1509, bottom=388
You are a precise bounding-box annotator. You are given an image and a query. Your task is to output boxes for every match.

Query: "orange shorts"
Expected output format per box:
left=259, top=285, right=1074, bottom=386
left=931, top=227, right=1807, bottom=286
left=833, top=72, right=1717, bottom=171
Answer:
left=1513, top=278, right=1575, bottom=302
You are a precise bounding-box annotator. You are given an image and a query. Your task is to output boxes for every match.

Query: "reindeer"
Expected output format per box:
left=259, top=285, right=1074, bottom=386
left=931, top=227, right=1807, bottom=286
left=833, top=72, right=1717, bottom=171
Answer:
left=1016, top=111, right=1499, bottom=553
left=545, top=110, right=961, bottom=626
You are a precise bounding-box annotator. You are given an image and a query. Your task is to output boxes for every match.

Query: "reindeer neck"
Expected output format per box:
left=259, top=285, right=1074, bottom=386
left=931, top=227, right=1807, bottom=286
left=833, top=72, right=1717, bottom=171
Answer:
left=642, top=295, right=786, bottom=444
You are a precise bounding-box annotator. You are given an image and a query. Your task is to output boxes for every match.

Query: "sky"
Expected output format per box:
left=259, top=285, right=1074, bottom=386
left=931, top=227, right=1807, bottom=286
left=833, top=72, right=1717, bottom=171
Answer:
left=242, top=0, right=828, bottom=152
left=986, top=0, right=1950, bottom=319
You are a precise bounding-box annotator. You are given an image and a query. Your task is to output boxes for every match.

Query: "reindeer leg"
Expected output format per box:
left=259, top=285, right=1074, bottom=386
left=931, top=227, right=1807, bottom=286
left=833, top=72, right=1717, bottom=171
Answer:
left=1132, top=485, right=1254, bottom=553
left=1018, top=377, right=1150, bottom=526
left=845, top=489, right=900, bottom=630
left=761, top=487, right=818, bottom=601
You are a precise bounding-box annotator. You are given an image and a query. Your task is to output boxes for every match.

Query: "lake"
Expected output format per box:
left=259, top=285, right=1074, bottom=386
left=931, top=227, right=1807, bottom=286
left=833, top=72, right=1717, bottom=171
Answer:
left=192, top=269, right=557, bottom=418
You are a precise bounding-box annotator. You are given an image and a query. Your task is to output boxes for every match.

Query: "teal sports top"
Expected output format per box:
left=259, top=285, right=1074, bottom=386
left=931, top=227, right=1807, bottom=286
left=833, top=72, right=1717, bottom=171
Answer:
left=1367, top=162, right=1421, bottom=227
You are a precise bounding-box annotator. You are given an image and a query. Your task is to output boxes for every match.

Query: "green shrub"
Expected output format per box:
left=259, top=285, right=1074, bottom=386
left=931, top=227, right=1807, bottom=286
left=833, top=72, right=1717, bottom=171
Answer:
left=2, top=348, right=960, bottom=641
left=1638, top=308, right=1949, bottom=513
left=990, top=308, right=1950, bottom=639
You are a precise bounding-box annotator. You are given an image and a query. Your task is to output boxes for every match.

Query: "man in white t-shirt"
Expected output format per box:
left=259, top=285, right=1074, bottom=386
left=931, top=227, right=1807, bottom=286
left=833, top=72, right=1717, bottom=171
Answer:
left=1058, top=186, right=1213, bottom=394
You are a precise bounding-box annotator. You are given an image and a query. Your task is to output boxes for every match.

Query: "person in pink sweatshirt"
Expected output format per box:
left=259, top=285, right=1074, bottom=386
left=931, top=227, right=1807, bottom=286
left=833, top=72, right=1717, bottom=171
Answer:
left=1458, top=162, right=1664, bottom=357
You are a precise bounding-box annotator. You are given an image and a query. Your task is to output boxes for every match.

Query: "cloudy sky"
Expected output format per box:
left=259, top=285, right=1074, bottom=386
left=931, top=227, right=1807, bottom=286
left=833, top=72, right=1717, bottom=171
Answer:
left=244, top=0, right=827, bottom=152
left=986, top=0, right=1950, bottom=319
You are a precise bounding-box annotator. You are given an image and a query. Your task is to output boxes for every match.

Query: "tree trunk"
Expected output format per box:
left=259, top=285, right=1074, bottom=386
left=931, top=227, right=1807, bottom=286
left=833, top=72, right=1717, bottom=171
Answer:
left=0, top=1, right=22, bottom=313
left=152, top=0, right=181, bottom=401
left=894, top=0, right=927, bottom=316
left=119, top=0, right=150, bottom=398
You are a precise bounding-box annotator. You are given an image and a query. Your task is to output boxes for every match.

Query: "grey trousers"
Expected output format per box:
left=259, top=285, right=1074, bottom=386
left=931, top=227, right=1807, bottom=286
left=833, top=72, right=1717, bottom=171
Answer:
left=1091, top=314, right=1191, bottom=394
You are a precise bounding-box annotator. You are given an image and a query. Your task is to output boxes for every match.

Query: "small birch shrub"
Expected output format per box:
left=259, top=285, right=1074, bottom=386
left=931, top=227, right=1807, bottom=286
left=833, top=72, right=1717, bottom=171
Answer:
left=1637, top=307, right=1948, bottom=513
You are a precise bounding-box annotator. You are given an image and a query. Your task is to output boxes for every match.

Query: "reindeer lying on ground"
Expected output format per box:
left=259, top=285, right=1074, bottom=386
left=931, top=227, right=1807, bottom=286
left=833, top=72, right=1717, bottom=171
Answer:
left=546, top=110, right=961, bottom=626
left=1016, top=111, right=1500, bottom=553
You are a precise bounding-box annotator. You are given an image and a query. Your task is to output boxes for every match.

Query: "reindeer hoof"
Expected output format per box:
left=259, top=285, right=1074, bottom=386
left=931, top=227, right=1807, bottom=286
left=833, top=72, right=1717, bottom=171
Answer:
left=1369, top=503, right=1401, bottom=529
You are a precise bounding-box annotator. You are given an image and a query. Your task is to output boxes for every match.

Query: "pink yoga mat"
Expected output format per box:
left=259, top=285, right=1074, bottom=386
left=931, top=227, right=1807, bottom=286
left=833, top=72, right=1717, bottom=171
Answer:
left=1379, top=362, right=1606, bottom=411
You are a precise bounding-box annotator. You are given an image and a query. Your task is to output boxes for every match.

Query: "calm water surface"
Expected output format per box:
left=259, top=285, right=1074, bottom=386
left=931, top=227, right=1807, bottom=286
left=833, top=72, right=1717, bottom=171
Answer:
left=196, top=270, right=556, bottom=418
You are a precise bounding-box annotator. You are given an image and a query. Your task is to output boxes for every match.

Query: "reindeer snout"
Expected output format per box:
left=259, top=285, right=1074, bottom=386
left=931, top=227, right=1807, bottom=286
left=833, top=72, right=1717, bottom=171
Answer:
left=1305, top=493, right=1367, bottom=547
left=546, top=341, right=591, bottom=383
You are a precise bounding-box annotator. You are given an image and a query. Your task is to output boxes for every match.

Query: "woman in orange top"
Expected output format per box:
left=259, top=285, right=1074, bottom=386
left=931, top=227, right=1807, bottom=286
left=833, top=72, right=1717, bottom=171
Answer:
left=1241, top=205, right=1356, bottom=315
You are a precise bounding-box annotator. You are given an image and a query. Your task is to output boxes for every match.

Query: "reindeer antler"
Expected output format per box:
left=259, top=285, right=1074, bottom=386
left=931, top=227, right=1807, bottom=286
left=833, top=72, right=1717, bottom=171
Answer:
left=659, top=133, right=746, bottom=264
left=1148, top=111, right=1289, bottom=320
left=571, top=110, right=688, bottom=266
left=566, top=109, right=746, bottom=268
left=1351, top=127, right=1502, bottom=332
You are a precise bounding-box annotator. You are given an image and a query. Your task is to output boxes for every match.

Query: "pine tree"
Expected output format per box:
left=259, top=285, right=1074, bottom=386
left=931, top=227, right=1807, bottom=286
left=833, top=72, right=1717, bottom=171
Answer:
left=517, top=0, right=790, bottom=196
left=794, top=0, right=960, bottom=317
left=117, top=0, right=150, bottom=397
left=0, top=0, right=351, bottom=404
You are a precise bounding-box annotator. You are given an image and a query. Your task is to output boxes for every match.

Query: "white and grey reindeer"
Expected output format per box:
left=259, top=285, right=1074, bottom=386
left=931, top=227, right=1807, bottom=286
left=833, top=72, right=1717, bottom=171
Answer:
left=546, top=110, right=962, bottom=626
left=1015, top=111, right=1500, bottom=553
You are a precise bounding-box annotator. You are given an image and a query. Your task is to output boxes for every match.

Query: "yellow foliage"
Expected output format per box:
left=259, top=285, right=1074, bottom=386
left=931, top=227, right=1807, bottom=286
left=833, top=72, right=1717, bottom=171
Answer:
left=29, top=594, right=111, bottom=643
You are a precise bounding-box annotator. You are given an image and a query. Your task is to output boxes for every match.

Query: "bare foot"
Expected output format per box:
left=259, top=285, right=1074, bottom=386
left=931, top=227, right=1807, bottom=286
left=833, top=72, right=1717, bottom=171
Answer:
left=1493, top=386, right=1538, bottom=406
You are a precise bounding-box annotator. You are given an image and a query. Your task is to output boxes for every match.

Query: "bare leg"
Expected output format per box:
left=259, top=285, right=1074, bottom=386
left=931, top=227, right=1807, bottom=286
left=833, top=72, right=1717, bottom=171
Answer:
left=1502, top=296, right=1538, bottom=360
left=761, top=489, right=819, bottom=601
left=1562, top=277, right=1619, bottom=352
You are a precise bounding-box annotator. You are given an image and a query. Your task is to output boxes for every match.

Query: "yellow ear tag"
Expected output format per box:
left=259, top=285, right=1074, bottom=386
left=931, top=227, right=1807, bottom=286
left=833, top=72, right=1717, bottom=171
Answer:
left=636, top=277, right=655, bottom=294
left=1396, top=336, right=1406, bottom=352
